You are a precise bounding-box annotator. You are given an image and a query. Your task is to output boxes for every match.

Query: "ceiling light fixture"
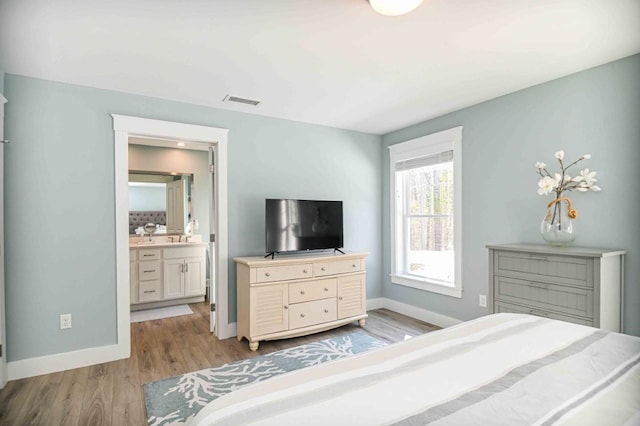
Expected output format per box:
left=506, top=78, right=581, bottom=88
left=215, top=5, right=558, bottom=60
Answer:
left=177, top=142, right=185, bottom=147
left=369, top=0, right=423, bottom=16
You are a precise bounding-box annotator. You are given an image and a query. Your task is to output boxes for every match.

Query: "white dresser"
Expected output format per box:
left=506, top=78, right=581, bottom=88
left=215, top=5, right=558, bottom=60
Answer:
left=130, top=243, right=207, bottom=310
left=235, top=252, right=368, bottom=351
left=487, top=244, right=625, bottom=332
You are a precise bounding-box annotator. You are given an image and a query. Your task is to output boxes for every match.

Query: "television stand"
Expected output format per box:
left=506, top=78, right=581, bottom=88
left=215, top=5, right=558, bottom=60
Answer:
left=235, top=252, right=369, bottom=351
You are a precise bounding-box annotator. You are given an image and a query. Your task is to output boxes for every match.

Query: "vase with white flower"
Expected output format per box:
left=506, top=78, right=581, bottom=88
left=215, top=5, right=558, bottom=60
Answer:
left=535, top=150, right=601, bottom=246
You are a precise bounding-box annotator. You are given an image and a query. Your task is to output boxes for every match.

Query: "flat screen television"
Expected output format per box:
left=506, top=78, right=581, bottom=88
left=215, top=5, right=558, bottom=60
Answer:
left=265, top=199, right=343, bottom=255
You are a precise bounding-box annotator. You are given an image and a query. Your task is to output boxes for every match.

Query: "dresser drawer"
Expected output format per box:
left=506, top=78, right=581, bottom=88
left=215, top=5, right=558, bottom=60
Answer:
left=289, top=278, right=337, bottom=304
left=138, top=249, right=161, bottom=261
left=139, top=280, right=162, bottom=302
left=289, top=298, right=337, bottom=330
left=256, top=264, right=313, bottom=283
left=138, top=261, right=161, bottom=281
left=495, top=301, right=593, bottom=326
left=494, top=251, right=591, bottom=288
left=314, top=259, right=362, bottom=277
left=495, top=276, right=593, bottom=319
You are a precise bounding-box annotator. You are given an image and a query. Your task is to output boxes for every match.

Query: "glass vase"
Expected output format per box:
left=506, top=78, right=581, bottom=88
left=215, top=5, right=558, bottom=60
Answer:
left=541, top=198, right=575, bottom=247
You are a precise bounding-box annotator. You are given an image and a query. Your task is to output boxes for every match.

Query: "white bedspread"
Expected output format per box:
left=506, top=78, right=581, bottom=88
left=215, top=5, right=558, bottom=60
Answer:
left=190, top=313, right=640, bottom=425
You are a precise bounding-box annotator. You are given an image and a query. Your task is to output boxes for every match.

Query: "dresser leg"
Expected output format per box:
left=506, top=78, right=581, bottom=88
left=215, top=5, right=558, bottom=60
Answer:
left=358, top=318, right=366, bottom=327
left=249, top=341, right=259, bottom=351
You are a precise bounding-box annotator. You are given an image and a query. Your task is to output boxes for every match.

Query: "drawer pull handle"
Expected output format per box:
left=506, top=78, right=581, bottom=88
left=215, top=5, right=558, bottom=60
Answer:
left=324, top=309, right=329, bottom=313
left=265, top=272, right=270, bottom=277
left=303, top=269, right=308, bottom=273
left=143, top=290, right=155, bottom=294
left=300, top=313, right=305, bottom=318
left=300, top=290, right=305, bottom=295
left=528, top=256, right=548, bottom=261
left=528, top=309, right=550, bottom=318
left=321, top=267, right=326, bottom=271
left=324, top=287, right=328, bottom=292
left=143, top=254, right=154, bottom=257
left=284, top=305, right=289, bottom=309
left=529, top=282, right=548, bottom=289
left=143, top=270, right=155, bottom=273
left=352, top=264, right=357, bottom=268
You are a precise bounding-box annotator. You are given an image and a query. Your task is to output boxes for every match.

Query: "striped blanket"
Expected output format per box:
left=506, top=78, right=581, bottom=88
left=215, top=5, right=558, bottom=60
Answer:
left=190, top=313, right=640, bottom=425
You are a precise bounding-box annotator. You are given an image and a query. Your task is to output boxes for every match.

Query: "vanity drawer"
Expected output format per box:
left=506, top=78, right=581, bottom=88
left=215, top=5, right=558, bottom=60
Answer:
left=164, top=246, right=206, bottom=259
left=314, top=259, right=362, bottom=277
left=138, top=261, right=161, bottom=281
left=494, top=251, right=591, bottom=288
left=138, top=249, right=161, bottom=261
left=289, top=298, right=337, bottom=330
left=139, top=280, right=162, bottom=302
left=494, top=276, right=593, bottom=319
left=495, top=301, right=593, bottom=326
left=289, top=278, right=337, bottom=304
left=255, top=264, right=313, bottom=283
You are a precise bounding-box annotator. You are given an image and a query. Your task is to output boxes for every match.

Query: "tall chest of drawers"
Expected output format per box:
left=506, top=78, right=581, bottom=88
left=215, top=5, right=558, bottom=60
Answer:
left=235, top=252, right=368, bottom=351
left=487, top=244, right=625, bottom=332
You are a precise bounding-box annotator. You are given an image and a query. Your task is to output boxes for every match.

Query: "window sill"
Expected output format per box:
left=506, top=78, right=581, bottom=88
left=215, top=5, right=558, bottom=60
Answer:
left=390, top=274, right=463, bottom=298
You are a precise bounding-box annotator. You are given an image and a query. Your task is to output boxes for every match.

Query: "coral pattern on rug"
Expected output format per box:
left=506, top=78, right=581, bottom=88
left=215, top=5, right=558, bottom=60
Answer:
left=144, top=331, right=386, bottom=425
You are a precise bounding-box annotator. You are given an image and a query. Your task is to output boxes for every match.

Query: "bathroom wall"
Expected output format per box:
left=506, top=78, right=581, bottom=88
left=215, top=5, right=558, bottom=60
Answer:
left=129, top=144, right=209, bottom=241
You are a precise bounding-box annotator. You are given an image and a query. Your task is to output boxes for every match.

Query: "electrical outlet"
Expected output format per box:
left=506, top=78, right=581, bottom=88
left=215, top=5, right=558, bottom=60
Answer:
left=60, top=314, right=72, bottom=330
left=479, top=295, right=487, bottom=308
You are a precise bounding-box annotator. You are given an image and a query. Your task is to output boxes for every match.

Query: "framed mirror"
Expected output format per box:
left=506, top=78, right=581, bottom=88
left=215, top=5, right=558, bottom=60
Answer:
left=128, top=170, right=193, bottom=235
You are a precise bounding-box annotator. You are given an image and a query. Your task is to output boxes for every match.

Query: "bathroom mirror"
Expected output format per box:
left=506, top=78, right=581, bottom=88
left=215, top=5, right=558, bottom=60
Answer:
left=128, top=170, right=193, bottom=235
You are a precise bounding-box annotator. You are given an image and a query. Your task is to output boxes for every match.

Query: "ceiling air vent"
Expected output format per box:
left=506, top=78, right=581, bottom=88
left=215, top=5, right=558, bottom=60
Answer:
left=223, top=94, right=261, bottom=107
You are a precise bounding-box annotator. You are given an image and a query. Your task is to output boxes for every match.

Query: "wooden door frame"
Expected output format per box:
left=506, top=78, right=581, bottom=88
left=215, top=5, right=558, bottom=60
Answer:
left=112, top=114, right=233, bottom=360
left=0, top=94, right=7, bottom=388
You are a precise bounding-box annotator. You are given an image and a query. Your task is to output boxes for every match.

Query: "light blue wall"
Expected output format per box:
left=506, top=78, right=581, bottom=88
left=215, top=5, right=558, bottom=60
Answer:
left=128, top=185, right=166, bottom=211
left=382, top=54, right=640, bottom=336
left=4, top=75, right=382, bottom=361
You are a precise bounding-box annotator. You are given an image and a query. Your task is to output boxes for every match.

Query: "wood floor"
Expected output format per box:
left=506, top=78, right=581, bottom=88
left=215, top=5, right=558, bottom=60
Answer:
left=0, top=303, right=439, bottom=425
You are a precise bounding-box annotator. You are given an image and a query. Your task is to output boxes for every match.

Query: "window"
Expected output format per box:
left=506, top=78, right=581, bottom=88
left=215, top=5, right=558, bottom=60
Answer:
left=389, top=127, right=462, bottom=298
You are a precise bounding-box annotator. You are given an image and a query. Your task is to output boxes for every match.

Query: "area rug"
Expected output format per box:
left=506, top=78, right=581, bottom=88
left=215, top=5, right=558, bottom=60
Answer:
left=144, top=330, right=386, bottom=425
left=130, top=305, right=193, bottom=323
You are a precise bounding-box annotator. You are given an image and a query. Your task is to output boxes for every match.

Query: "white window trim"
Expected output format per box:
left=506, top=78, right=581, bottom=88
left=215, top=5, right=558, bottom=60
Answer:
left=389, top=126, right=463, bottom=298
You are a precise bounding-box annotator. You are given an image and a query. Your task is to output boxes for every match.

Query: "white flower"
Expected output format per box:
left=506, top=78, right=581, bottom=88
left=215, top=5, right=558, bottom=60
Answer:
left=537, top=176, right=557, bottom=196
left=554, top=173, right=562, bottom=183
left=572, top=175, right=583, bottom=182
left=554, top=150, right=565, bottom=161
left=590, top=185, right=601, bottom=192
left=535, top=162, right=546, bottom=169
left=582, top=154, right=591, bottom=159
left=578, top=168, right=597, bottom=186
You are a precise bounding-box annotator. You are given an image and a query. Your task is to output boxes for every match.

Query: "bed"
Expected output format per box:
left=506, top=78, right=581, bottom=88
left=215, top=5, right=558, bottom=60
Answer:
left=190, top=313, right=640, bottom=425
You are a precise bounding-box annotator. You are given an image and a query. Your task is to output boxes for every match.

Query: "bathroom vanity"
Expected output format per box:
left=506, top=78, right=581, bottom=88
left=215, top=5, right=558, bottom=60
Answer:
left=129, top=240, right=207, bottom=310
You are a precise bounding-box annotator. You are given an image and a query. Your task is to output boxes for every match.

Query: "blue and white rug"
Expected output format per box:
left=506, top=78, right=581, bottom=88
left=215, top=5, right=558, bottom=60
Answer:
left=144, top=330, right=386, bottom=425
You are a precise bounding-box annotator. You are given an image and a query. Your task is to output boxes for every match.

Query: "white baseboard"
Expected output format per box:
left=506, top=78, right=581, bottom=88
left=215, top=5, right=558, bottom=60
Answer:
left=8, top=343, right=129, bottom=381
left=367, top=297, right=462, bottom=328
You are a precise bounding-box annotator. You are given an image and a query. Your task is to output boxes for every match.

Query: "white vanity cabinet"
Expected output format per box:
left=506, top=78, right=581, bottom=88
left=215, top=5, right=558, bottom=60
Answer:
left=235, top=252, right=368, bottom=351
left=129, top=243, right=207, bottom=310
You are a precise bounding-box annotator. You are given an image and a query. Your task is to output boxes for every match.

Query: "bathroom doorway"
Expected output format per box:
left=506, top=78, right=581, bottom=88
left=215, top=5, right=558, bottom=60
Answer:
left=112, top=115, right=231, bottom=360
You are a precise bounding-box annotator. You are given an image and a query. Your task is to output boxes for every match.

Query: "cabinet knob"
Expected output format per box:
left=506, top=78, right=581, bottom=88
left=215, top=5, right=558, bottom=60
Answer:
left=303, top=269, right=308, bottom=273
left=284, top=305, right=289, bottom=309
left=324, top=309, right=328, bottom=313
left=321, top=267, right=325, bottom=271
left=300, top=313, right=305, bottom=318
left=352, top=264, right=356, bottom=268
left=324, top=287, right=328, bottom=292
left=300, top=290, right=305, bottom=295
left=265, top=272, right=270, bottom=277
left=339, top=296, right=343, bottom=300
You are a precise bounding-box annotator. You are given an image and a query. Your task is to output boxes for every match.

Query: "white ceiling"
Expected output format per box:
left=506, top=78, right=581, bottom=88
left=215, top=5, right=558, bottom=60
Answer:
left=1, top=0, right=638, bottom=135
